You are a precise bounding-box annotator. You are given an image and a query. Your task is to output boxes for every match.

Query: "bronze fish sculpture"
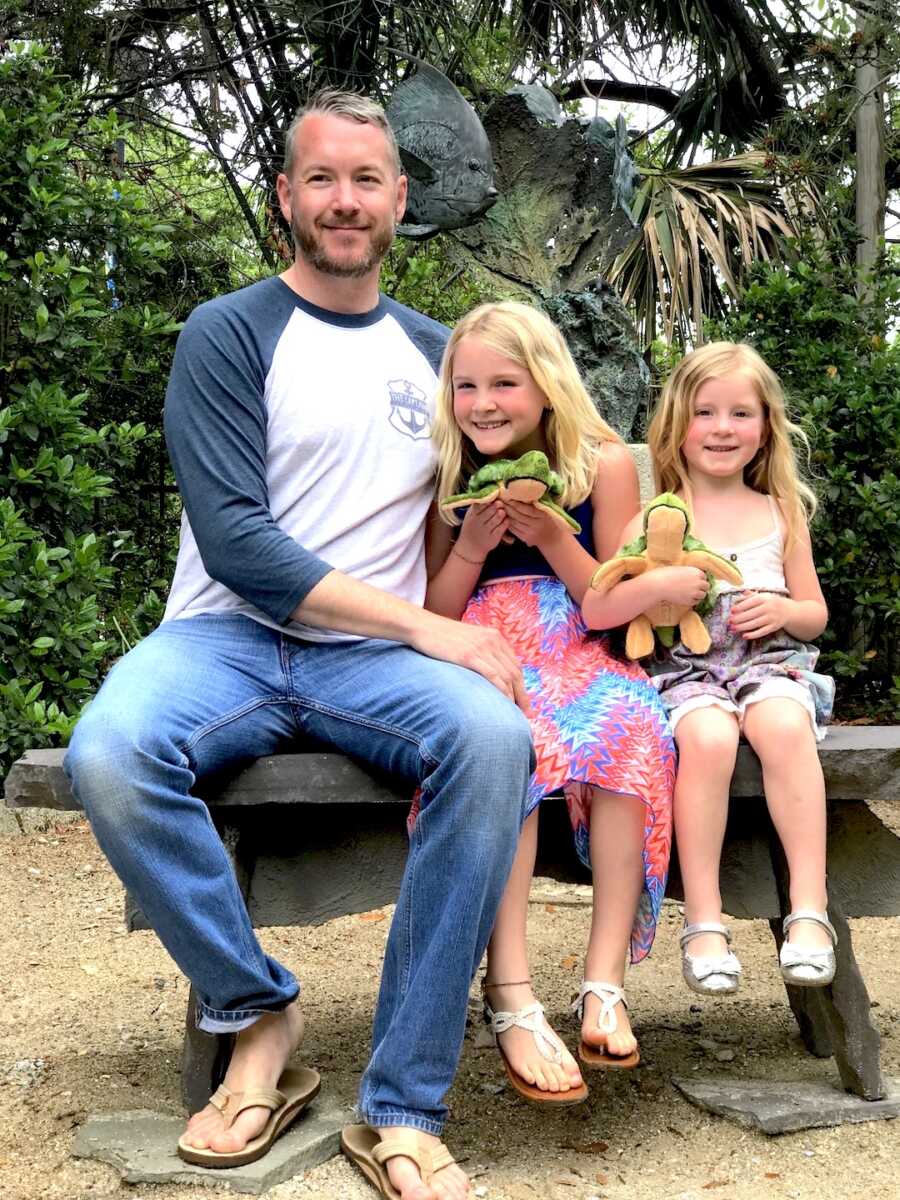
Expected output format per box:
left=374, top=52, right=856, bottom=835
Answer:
left=386, top=61, right=498, bottom=240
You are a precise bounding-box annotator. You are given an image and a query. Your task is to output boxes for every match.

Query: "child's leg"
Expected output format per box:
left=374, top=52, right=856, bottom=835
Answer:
left=580, top=787, right=645, bottom=1056
left=484, top=809, right=583, bottom=1093
left=741, top=697, right=831, bottom=949
left=674, top=706, right=741, bottom=959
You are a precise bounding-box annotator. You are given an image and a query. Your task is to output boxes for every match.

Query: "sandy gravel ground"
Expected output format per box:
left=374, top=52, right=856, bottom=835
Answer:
left=3, top=818, right=900, bottom=1200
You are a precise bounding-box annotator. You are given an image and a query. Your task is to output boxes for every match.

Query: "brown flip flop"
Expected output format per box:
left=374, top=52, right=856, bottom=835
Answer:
left=484, top=992, right=588, bottom=1105
left=572, top=981, right=640, bottom=1070
left=176, top=1065, right=321, bottom=1168
left=341, top=1124, right=456, bottom=1200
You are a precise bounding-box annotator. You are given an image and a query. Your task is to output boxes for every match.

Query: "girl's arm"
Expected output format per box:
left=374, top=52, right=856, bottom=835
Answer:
left=729, top=510, right=828, bottom=641
left=424, top=499, right=509, bottom=619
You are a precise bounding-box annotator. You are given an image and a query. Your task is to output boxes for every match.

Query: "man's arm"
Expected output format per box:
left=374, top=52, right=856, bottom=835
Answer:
left=294, top=570, right=529, bottom=710
left=165, top=296, right=333, bottom=623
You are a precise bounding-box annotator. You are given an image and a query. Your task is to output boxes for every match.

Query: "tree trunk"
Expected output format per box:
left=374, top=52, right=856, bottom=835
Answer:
left=855, top=4, right=886, bottom=290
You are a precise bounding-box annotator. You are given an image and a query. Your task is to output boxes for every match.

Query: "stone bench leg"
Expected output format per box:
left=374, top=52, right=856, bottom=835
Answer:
left=766, top=823, right=884, bottom=1100
left=180, top=818, right=256, bottom=1114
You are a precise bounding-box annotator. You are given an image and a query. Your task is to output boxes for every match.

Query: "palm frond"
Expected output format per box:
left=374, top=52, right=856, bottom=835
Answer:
left=608, top=151, right=796, bottom=347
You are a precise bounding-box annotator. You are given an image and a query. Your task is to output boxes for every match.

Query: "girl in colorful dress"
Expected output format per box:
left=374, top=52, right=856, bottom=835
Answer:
left=424, top=301, right=675, bottom=1104
left=583, top=342, right=835, bottom=997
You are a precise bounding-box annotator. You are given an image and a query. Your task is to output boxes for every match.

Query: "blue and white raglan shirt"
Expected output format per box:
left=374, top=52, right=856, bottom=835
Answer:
left=162, top=277, right=449, bottom=641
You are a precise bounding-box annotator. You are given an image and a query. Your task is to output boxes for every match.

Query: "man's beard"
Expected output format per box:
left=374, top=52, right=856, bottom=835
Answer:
left=292, top=213, right=395, bottom=278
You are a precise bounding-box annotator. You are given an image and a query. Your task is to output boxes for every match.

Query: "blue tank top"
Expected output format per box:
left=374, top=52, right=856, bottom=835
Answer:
left=477, top=495, right=595, bottom=583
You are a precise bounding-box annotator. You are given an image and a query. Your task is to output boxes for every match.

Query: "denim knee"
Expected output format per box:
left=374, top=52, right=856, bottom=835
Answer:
left=65, top=706, right=187, bottom=833
left=434, top=697, right=533, bottom=830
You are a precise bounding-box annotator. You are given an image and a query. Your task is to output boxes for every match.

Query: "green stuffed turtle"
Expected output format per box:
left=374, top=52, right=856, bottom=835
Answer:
left=589, top=493, right=743, bottom=658
left=441, top=450, right=580, bottom=533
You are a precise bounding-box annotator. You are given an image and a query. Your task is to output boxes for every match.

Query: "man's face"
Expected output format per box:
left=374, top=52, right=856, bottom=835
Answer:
left=277, top=113, right=407, bottom=279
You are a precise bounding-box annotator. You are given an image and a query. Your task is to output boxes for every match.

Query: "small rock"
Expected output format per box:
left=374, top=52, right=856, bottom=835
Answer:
left=714, top=1049, right=736, bottom=1062
left=5, top=1058, right=46, bottom=1087
left=697, top=1038, right=719, bottom=1052
left=474, top=1188, right=487, bottom=1198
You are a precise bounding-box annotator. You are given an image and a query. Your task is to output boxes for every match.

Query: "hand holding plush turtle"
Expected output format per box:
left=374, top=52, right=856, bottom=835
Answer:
left=590, top=493, right=742, bottom=659
left=441, top=450, right=581, bottom=533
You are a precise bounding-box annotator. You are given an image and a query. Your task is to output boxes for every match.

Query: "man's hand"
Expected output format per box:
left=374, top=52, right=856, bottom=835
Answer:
left=729, top=592, right=789, bottom=640
left=502, top=498, right=569, bottom=550
left=411, top=617, right=531, bottom=715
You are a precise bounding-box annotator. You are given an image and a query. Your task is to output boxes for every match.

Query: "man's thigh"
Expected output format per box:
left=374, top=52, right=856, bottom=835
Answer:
left=283, top=636, right=532, bottom=786
left=70, top=614, right=298, bottom=779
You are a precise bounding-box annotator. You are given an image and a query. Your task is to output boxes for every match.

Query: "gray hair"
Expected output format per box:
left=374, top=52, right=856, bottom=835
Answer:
left=282, top=89, right=402, bottom=177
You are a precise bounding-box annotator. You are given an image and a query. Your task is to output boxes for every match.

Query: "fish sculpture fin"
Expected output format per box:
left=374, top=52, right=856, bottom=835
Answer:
left=397, top=222, right=441, bottom=240
left=398, top=145, right=436, bottom=183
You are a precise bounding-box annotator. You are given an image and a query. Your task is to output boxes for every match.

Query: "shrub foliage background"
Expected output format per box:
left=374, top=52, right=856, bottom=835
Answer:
left=0, top=44, right=184, bottom=777
left=711, top=236, right=900, bottom=718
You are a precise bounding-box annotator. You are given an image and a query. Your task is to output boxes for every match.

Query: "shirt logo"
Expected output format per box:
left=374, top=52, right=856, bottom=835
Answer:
left=388, top=379, right=431, bottom=441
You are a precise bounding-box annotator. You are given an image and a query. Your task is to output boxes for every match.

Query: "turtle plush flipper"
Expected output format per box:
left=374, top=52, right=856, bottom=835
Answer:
left=442, top=483, right=503, bottom=510
left=590, top=556, right=648, bottom=594
left=625, top=614, right=655, bottom=659
left=678, top=610, right=712, bottom=655
left=538, top=497, right=582, bottom=532
left=682, top=549, right=743, bottom=586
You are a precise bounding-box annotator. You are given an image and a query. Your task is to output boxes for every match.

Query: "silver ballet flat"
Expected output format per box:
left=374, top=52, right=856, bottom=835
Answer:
left=779, top=909, right=837, bottom=987
left=679, top=921, right=742, bottom=995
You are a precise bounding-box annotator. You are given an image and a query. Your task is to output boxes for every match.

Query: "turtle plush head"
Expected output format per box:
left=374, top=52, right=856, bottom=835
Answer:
left=441, top=450, right=580, bottom=533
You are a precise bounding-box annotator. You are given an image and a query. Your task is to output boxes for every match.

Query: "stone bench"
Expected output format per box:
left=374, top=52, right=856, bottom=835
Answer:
left=5, top=728, right=900, bottom=1114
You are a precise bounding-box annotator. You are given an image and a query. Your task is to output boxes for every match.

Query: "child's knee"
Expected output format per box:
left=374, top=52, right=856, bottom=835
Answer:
left=675, top=707, right=739, bottom=763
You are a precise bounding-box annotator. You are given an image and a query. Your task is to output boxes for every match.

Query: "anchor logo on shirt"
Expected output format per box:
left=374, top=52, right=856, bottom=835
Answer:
left=388, top=379, right=431, bottom=442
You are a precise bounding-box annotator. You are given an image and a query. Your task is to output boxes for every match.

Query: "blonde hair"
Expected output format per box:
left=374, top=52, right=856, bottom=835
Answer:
left=647, top=341, right=816, bottom=547
left=434, top=302, right=621, bottom=522
left=283, top=89, right=401, bottom=177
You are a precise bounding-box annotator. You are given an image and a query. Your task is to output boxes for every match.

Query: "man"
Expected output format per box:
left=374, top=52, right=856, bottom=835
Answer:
left=64, top=91, right=532, bottom=1200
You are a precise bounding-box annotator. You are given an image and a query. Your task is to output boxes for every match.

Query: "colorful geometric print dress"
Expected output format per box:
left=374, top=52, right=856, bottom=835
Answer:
left=460, top=496, right=676, bottom=964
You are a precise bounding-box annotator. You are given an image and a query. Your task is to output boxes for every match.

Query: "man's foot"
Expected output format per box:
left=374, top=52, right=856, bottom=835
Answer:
left=483, top=981, right=583, bottom=1095
left=181, top=1001, right=305, bottom=1155
left=580, top=987, right=637, bottom=1060
left=377, top=1127, right=469, bottom=1200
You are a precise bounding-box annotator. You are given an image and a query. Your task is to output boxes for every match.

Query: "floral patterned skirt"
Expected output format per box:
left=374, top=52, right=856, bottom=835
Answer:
left=647, top=589, right=835, bottom=738
left=462, top=577, right=675, bottom=963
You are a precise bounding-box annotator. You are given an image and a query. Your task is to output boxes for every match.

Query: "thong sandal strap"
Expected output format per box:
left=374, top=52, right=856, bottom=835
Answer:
left=372, top=1132, right=431, bottom=1176
left=208, top=1083, right=286, bottom=1128
left=571, top=981, right=627, bottom=1032
left=485, top=1000, right=563, bottom=1064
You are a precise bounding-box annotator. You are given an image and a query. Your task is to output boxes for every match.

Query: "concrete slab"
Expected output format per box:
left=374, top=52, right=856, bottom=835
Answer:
left=673, top=1075, right=900, bottom=1135
left=72, top=1097, right=350, bottom=1194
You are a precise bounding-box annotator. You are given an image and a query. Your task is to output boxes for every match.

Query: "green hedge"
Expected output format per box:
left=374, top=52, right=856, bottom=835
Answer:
left=0, top=44, right=180, bottom=776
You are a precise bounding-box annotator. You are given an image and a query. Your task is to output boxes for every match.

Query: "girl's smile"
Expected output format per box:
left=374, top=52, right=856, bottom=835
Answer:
left=452, top=337, right=548, bottom=458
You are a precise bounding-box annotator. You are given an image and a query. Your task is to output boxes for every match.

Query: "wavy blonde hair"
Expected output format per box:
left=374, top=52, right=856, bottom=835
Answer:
left=648, top=341, right=816, bottom=547
left=434, top=301, right=621, bottom=523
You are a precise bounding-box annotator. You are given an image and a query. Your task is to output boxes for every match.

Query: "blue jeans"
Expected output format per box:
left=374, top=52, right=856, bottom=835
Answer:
left=64, top=613, right=532, bottom=1133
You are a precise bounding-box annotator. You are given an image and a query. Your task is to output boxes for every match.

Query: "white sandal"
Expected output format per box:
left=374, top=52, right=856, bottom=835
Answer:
left=483, top=981, right=587, bottom=1104
left=679, top=922, right=742, bottom=995
left=571, top=981, right=640, bottom=1069
left=780, top=909, right=837, bottom=987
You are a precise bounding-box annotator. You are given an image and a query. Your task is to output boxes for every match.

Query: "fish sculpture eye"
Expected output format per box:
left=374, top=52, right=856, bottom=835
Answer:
left=468, top=157, right=482, bottom=172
